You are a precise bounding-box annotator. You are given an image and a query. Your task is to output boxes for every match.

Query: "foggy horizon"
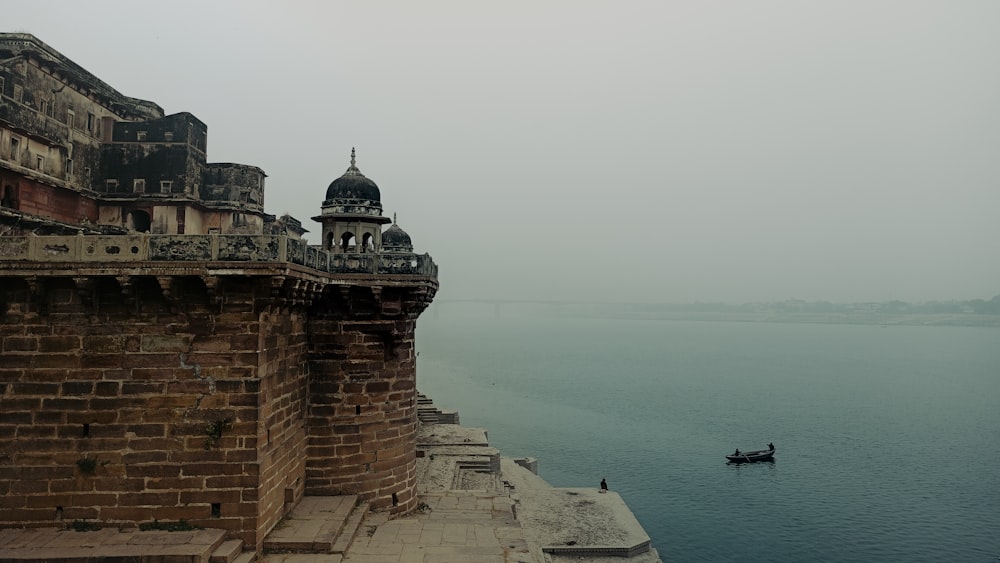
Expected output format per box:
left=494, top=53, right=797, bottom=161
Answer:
left=8, top=1, right=999, bottom=304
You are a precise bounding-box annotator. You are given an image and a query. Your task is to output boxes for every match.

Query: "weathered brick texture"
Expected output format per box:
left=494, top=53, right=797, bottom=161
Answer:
left=0, top=273, right=433, bottom=550
left=0, top=276, right=308, bottom=551
left=306, top=286, right=423, bottom=513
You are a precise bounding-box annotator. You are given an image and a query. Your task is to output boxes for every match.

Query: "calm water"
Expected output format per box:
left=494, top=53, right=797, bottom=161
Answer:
left=415, top=312, right=1000, bottom=562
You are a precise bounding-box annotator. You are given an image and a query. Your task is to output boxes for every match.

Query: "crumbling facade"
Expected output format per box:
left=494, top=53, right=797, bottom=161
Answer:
left=0, top=33, right=438, bottom=551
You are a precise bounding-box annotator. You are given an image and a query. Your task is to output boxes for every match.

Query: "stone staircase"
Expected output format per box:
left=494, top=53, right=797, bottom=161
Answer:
left=417, top=393, right=460, bottom=424
left=211, top=538, right=256, bottom=563
left=262, top=496, right=369, bottom=556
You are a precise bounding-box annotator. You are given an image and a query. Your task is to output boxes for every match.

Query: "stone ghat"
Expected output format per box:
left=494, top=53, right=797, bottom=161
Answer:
left=414, top=393, right=663, bottom=563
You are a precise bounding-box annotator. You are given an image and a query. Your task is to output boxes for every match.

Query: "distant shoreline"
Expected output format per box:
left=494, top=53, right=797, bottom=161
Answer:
left=557, top=311, right=1000, bottom=328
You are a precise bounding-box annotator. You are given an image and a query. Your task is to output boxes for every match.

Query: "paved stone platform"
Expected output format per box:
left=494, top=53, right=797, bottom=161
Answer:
left=336, top=490, right=537, bottom=563
left=499, top=458, right=661, bottom=562
left=0, top=527, right=231, bottom=562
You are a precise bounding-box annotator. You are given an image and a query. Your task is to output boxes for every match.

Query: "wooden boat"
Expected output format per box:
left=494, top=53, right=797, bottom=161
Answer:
left=726, top=448, right=775, bottom=463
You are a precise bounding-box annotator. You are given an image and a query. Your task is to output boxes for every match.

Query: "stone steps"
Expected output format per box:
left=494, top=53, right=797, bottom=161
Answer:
left=210, top=539, right=246, bottom=563
left=262, top=495, right=363, bottom=554
left=330, top=500, right=369, bottom=554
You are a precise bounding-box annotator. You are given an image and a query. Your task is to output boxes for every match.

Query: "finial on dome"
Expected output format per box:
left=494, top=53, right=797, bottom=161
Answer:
left=393, top=212, right=397, bottom=224
left=350, top=147, right=356, bottom=167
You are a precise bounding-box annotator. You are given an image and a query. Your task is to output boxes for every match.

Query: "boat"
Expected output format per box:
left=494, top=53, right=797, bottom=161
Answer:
left=726, top=448, right=775, bottom=463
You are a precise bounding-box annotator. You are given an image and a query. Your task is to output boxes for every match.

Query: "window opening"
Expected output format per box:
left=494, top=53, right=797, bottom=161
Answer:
left=1, top=185, right=17, bottom=208
left=340, top=232, right=356, bottom=253
left=160, top=180, right=172, bottom=193
left=176, top=207, right=185, bottom=234
left=133, top=179, right=145, bottom=193
left=127, top=210, right=151, bottom=232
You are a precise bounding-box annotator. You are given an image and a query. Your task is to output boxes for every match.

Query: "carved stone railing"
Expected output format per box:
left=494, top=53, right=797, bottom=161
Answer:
left=0, top=234, right=438, bottom=278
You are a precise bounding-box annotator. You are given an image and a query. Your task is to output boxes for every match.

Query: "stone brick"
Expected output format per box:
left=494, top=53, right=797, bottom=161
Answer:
left=179, top=489, right=242, bottom=504
left=81, top=354, right=123, bottom=369
left=118, top=491, right=179, bottom=506
left=37, top=335, right=81, bottom=353
left=124, top=353, right=180, bottom=369
left=206, top=475, right=257, bottom=488
left=140, top=334, right=193, bottom=353
left=0, top=355, right=32, bottom=368
left=146, top=477, right=206, bottom=490
left=82, top=335, right=126, bottom=353
left=12, top=382, right=60, bottom=395
left=3, top=336, right=37, bottom=352
left=100, top=507, right=154, bottom=521
left=146, top=395, right=198, bottom=408
left=33, top=354, right=81, bottom=369
left=152, top=505, right=206, bottom=521
left=39, top=397, right=90, bottom=411
left=61, top=381, right=94, bottom=395
left=94, top=381, right=121, bottom=396
left=66, top=410, right=118, bottom=424
left=121, top=382, right=165, bottom=395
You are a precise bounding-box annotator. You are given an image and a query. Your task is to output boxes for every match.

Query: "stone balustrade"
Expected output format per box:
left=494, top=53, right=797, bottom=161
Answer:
left=0, top=233, right=438, bottom=277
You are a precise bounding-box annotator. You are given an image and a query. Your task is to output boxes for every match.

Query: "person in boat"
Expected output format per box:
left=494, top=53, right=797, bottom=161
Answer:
left=768, top=442, right=775, bottom=451
left=600, top=478, right=608, bottom=493
left=733, top=449, right=741, bottom=456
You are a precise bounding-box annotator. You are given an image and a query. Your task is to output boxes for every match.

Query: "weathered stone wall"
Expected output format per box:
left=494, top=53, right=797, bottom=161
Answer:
left=0, top=274, right=309, bottom=549
left=202, top=163, right=266, bottom=213
left=99, top=113, right=207, bottom=201
left=0, top=172, right=99, bottom=225
left=306, top=286, right=423, bottom=513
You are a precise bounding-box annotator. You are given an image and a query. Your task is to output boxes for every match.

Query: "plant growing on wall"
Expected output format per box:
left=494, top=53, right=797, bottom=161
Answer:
left=204, top=417, right=234, bottom=449
left=69, top=519, right=102, bottom=532
left=75, top=456, right=108, bottom=474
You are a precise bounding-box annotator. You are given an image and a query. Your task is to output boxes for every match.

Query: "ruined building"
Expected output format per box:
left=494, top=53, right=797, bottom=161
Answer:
left=0, top=33, right=438, bottom=551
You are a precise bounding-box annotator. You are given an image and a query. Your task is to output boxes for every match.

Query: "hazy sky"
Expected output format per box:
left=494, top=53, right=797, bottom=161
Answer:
left=9, top=1, right=1000, bottom=303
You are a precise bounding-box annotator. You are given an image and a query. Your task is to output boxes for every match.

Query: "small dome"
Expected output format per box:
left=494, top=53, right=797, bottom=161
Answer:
left=382, top=221, right=413, bottom=252
left=325, top=148, right=381, bottom=203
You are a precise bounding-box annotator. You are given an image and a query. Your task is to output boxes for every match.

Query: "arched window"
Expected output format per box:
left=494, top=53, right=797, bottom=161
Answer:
left=326, top=232, right=336, bottom=252
left=340, top=232, right=356, bottom=253
left=361, top=233, right=374, bottom=253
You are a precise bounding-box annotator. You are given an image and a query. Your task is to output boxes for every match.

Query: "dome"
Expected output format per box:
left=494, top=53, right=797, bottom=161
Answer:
left=324, top=148, right=381, bottom=203
left=382, top=221, right=413, bottom=252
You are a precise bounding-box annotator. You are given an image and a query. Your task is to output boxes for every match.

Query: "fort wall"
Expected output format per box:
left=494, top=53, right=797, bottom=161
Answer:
left=1, top=33, right=439, bottom=555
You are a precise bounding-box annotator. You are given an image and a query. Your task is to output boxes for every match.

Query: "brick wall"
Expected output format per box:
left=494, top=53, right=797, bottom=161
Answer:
left=253, top=307, right=308, bottom=549
left=0, top=274, right=307, bottom=549
left=306, top=286, right=421, bottom=513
